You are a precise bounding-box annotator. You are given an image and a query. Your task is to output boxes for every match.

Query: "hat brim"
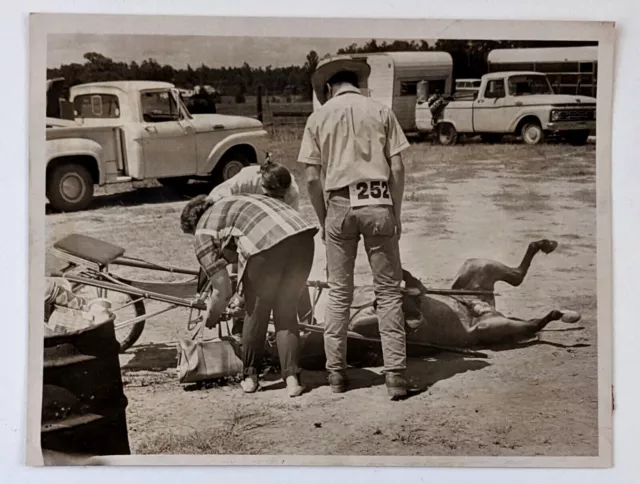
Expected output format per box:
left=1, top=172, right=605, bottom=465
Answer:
left=312, top=58, right=371, bottom=105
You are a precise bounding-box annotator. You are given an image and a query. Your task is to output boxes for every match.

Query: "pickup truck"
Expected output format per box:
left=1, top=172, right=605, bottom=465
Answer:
left=45, top=80, right=269, bottom=212
left=415, top=71, right=596, bottom=146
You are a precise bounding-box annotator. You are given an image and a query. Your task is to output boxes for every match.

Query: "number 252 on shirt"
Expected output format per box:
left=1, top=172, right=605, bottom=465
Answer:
left=348, top=180, right=393, bottom=207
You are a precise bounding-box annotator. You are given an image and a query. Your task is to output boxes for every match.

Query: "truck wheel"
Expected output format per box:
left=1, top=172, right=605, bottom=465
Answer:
left=520, top=122, right=544, bottom=145
left=481, top=134, right=504, bottom=144
left=437, top=123, right=458, bottom=146
left=47, top=163, right=94, bottom=212
left=563, top=130, right=590, bottom=146
left=211, top=152, right=250, bottom=185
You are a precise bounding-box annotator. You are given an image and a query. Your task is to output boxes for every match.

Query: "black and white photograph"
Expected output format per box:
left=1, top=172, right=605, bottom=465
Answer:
left=27, top=13, right=614, bottom=467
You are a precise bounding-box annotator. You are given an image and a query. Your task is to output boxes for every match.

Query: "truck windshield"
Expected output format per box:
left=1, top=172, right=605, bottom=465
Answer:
left=507, top=75, right=554, bottom=96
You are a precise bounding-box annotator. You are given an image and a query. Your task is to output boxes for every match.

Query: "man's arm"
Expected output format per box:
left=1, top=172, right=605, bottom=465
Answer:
left=305, top=165, right=326, bottom=232
left=297, top=117, right=326, bottom=229
left=384, top=108, right=410, bottom=238
left=388, top=153, right=405, bottom=236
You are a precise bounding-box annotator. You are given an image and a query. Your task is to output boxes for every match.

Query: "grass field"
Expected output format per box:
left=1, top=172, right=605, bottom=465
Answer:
left=44, top=135, right=598, bottom=457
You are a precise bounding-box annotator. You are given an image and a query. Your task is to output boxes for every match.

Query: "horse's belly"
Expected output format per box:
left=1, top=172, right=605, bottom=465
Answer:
left=410, top=295, right=477, bottom=347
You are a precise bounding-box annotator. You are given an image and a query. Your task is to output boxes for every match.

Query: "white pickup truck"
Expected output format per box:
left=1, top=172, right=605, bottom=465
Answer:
left=46, top=80, right=269, bottom=212
left=416, top=71, right=596, bottom=146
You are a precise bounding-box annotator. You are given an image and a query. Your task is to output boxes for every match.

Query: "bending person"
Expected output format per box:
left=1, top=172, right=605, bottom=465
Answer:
left=180, top=193, right=318, bottom=397
left=207, top=159, right=315, bottom=326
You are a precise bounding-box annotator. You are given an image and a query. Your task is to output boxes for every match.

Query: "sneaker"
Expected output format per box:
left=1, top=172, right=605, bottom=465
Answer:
left=240, top=375, right=259, bottom=393
left=327, top=371, right=348, bottom=393
left=286, top=374, right=305, bottom=398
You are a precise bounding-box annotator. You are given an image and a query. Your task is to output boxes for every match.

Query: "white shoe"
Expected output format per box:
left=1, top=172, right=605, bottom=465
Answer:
left=285, top=375, right=305, bottom=397
left=240, top=375, right=259, bottom=393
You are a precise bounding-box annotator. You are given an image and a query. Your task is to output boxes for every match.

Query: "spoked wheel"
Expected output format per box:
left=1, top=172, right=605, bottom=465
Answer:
left=70, top=284, right=147, bottom=353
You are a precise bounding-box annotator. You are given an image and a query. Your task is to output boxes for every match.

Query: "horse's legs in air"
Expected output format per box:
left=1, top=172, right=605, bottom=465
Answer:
left=450, top=239, right=558, bottom=294
left=469, top=309, right=572, bottom=345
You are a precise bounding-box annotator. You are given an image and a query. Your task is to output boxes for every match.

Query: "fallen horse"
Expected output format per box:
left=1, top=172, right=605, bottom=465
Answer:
left=293, top=239, right=582, bottom=369
left=46, top=233, right=582, bottom=374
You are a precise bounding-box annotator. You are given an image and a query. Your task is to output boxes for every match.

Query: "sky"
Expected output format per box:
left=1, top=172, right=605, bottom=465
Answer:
left=47, top=34, right=434, bottom=69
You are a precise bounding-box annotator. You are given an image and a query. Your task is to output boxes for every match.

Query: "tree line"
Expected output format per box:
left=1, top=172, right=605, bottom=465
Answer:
left=46, top=39, right=597, bottom=101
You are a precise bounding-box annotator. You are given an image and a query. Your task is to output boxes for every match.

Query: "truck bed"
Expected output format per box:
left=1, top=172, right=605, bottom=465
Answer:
left=46, top=125, right=127, bottom=179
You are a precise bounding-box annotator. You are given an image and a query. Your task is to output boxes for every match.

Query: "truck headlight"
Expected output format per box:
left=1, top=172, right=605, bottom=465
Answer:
left=550, top=110, right=562, bottom=122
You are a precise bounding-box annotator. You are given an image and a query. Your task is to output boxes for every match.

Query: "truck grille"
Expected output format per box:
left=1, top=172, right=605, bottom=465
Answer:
left=554, top=109, right=595, bottom=121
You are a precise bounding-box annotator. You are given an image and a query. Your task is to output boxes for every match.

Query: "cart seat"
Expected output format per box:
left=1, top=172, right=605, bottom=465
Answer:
left=53, top=233, right=125, bottom=268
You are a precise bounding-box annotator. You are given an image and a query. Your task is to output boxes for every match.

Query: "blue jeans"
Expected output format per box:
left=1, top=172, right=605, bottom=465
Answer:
left=324, top=190, right=407, bottom=373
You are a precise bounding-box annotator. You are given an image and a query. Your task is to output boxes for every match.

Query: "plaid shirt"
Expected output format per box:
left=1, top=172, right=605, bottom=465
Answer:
left=194, top=194, right=318, bottom=281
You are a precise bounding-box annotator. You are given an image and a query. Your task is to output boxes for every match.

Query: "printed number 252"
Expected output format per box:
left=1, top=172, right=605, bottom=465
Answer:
left=357, top=181, right=389, bottom=200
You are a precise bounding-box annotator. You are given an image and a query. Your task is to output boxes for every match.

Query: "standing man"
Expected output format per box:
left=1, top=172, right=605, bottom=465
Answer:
left=297, top=58, right=417, bottom=399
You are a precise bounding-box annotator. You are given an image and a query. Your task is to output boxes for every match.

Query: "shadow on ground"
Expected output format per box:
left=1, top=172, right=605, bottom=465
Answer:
left=122, top=342, right=178, bottom=372
left=46, top=183, right=213, bottom=214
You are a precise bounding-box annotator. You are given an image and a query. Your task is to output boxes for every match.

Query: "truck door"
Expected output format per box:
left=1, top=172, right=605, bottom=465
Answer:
left=139, top=89, right=197, bottom=178
left=472, top=79, right=507, bottom=133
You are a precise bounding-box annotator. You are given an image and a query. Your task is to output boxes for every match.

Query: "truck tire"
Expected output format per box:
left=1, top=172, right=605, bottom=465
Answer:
left=211, top=151, right=250, bottom=185
left=437, top=123, right=458, bottom=146
left=47, top=163, right=94, bottom=212
left=520, top=121, right=544, bottom=145
left=563, top=130, right=590, bottom=146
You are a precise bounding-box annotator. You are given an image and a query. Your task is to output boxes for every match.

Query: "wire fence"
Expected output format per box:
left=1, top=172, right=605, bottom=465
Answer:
left=214, top=89, right=312, bottom=141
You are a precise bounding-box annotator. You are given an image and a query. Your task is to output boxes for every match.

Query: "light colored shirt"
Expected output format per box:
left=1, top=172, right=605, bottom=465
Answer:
left=296, top=84, right=410, bottom=192
left=194, top=194, right=318, bottom=281
left=206, top=164, right=300, bottom=211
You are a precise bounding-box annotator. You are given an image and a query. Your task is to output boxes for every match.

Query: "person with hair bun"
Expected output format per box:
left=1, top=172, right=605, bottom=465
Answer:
left=205, top=158, right=315, bottom=329
left=207, top=157, right=300, bottom=211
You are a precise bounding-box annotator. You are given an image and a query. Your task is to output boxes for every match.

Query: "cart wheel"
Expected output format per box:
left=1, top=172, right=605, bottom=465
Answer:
left=70, top=284, right=147, bottom=353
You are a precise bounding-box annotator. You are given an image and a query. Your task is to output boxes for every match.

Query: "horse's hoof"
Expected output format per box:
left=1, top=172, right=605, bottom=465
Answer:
left=539, top=239, right=558, bottom=254
left=560, top=310, right=581, bottom=323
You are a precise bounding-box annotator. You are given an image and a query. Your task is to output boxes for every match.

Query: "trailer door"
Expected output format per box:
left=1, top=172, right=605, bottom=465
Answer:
left=393, top=78, right=424, bottom=131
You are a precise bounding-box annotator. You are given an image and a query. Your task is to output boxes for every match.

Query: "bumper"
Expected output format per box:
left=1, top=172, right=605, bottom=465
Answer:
left=546, top=121, right=595, bottom=132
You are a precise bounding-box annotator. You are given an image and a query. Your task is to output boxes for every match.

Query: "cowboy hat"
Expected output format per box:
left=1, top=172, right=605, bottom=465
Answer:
left=312, top=57, right=371, bottom=105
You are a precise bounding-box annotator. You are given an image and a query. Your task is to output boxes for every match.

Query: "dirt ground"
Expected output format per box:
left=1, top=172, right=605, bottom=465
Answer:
left=44, top=138, right=598, bottom=457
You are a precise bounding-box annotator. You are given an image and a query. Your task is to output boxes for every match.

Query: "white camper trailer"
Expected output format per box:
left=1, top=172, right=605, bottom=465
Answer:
left=312, top=51, right=454, bottom=132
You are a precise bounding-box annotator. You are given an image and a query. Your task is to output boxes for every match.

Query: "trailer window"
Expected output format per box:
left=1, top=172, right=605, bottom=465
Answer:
left=491, top=62, right=534, bottom=72
left=400, top=81, right=419, bottom=96
left=73, top=94, right=120, bottom=118
left=535, top=62, right=574, bottom=73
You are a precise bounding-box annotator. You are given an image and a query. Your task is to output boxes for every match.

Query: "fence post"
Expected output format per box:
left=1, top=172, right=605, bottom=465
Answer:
left=256, top=85, right=263, bottom=122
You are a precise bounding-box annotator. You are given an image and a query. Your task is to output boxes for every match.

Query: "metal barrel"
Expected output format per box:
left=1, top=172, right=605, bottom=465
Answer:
left=41, top=318, right=131, bottom=456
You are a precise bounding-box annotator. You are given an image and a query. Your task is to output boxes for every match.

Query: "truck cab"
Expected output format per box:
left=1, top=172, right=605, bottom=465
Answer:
left=46, top=81, right=269, bottom=212
left=416, top=71, right=596, bottom=145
